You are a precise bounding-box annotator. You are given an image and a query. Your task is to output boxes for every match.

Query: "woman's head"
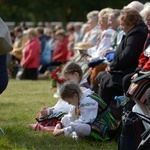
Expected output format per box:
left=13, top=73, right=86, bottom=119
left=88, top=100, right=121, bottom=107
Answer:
left=60, top=81, right=82, bottom=106
left=140, top=2, right=150, bottom=30
left=27, top=28, right=37, bottom=39
left=55, top=29, right=66, bottom=41
left=119, top=8, right=143, bottom=33
left=87, top=10, right=99, bottom=29
left=108, top=9, right=121, bottom=30
left=98, top=8, right=113, bottom=30
left=124, top=1, right=144, bottom=13
left=14, top=26, right=23, bottom=38
left=62, top=61, right=82, bottom=83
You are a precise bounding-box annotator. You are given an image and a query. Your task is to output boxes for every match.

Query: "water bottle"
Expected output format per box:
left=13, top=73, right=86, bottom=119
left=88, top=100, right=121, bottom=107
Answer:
left=114, top=95, right=127, bottom=107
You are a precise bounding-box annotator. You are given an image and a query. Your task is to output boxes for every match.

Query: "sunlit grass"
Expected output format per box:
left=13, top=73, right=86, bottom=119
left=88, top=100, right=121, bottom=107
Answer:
left=0, top=79, right=117, bottom=150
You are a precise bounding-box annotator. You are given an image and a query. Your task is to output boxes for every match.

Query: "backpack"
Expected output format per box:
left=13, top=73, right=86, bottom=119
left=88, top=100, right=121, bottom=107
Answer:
left=88, top=92, right=118, bottom=140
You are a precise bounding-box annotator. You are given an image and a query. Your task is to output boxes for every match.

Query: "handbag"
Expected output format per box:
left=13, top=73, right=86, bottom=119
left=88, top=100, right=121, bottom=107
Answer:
left=0, top=17, right=13, bottom=54
left=118, top=111, right=150, bottom=150
left=127, top=73, right=150, bottom=104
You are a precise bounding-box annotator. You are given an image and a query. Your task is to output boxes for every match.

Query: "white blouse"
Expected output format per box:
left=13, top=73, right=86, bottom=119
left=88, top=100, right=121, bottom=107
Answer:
left=64, top=89, right=98, bottom=136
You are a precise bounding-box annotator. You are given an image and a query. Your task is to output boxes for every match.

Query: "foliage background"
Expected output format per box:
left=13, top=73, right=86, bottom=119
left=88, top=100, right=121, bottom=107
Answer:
left=0, top=0, right=148, bottom=27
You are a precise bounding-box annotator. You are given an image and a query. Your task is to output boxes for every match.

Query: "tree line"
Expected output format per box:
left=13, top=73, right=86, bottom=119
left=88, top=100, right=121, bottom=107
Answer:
left=0, top=0, right=148, bottom=27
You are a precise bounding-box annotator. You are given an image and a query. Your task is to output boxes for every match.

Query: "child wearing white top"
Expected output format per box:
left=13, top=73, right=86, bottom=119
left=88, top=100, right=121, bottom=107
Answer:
left=38, top=62, right=89, bottom=127
left=53, top=82, right=118, bottom=140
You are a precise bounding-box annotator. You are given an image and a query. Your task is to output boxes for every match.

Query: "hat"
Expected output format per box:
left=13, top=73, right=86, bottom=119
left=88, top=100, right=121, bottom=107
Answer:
left=74, top=42, right=93, bottom=50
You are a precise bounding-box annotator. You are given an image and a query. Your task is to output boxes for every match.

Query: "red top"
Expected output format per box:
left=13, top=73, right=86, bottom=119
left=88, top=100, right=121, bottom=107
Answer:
left=138, top=52, right=150, bottom=71
left=52, top=37, right=69, bottom=63
left=138, top=33, right=150, bottom=71
left=21, top=38, right=41, bottom=69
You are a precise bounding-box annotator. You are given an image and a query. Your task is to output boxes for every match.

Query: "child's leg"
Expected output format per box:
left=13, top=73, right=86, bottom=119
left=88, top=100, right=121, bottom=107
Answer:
left=68, top=121, right=91, bottom=137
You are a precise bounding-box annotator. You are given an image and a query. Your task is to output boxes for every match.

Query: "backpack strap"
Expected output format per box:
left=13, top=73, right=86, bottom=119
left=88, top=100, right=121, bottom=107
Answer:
left=131, top=111, right=150, bottom=124
left=87, top=92, right=109, bottom=114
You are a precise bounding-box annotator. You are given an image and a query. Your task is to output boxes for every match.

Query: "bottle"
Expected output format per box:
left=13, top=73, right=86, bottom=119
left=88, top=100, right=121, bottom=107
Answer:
left=114, top=95, right=127, bottom=107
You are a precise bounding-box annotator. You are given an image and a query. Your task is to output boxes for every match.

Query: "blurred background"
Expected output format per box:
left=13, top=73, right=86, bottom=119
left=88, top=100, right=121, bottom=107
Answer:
left=0, top=0, right=148, bottom=28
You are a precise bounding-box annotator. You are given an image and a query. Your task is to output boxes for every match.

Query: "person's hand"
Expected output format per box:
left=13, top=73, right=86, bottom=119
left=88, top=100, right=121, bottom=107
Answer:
left=131, top=73, right=138, bottom=79
left=85, top=56, right=92, bottom=62
left=102, top=50, right=111, bottom=57
left=105, top=66, right=110, bottom=72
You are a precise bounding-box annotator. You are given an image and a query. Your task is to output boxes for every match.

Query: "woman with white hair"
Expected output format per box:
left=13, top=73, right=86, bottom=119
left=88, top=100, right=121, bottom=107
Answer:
left=96, top=8, right=148, bottom=107
left=82, top=10, right=100, bottom=46
left=140, top=2, right=150, bottom=30
left=124, top=1, right=144, bottom=13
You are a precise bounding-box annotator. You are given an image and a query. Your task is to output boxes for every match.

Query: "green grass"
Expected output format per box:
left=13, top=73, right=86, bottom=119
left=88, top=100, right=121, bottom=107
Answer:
left=0, top=79, right=117, bottom=150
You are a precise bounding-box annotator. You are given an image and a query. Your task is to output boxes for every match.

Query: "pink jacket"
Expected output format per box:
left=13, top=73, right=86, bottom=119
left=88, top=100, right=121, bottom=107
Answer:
left=21, top=38, right=41, bottom=69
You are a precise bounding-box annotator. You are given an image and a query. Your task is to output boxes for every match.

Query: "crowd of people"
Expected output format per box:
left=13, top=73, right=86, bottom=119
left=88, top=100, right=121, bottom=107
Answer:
left=2, top=0, right=150, bottom=144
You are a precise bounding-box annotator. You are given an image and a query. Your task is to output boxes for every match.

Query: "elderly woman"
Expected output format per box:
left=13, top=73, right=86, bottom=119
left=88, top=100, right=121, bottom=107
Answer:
left=20, top=28, right=41, bottom=80
left=82, top=10, right=99, bottom=46
left=87, top=8, right=115, bottom=92
left=122, top=3, right=150, bottom=117
left=123, top=3, right=150, bottom=91
left=96, top=8, right=148, bottom=108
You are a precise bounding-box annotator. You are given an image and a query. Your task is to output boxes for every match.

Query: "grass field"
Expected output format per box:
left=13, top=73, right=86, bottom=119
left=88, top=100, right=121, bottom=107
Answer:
left=0, top=79, right=117, bottom=150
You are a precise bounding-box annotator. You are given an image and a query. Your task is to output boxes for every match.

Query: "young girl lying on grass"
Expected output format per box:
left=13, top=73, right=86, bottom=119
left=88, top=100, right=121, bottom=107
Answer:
left=53, top=81, right=118, bottom=140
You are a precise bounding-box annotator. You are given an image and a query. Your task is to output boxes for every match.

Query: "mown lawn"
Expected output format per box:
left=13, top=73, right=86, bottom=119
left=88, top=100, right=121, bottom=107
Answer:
left=0, top=79, right=117, bottom=150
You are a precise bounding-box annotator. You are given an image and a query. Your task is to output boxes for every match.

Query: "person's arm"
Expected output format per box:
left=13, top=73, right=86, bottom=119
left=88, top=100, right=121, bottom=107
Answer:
left=0, top=54, right=8, bottom=94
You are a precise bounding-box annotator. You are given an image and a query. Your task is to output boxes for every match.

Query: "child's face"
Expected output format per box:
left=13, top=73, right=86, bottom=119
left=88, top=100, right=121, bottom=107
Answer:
left=65, top=94, right=79, bottom=106
left=64, top=72, right=80, bottom=84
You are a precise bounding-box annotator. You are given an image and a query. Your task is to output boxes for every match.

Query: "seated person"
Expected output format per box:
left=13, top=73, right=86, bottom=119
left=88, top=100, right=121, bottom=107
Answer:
left=31, top=62, right=90, bottom=131
left=95, top=8, right=148, bottom=120
left=123, top=3, right=150, bottom=117
left=96, top=8, right=148, bottom=106
left=53, top=81, right=117, bottom=140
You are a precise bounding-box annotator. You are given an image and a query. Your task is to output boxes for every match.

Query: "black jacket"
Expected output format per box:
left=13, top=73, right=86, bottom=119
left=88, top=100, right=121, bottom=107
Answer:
left=110, top=22, right=148, bottom=75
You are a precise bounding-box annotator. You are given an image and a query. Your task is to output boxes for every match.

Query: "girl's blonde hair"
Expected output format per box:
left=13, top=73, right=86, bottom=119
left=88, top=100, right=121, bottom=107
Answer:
left=60, top=81, right=81, bottom=100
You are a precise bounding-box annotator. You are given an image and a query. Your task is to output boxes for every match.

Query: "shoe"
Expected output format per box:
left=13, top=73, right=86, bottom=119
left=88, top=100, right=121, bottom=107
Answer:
left=53, top=92, right=60, bottom=98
